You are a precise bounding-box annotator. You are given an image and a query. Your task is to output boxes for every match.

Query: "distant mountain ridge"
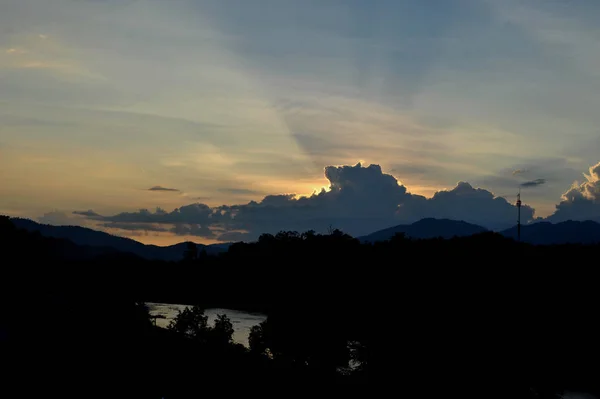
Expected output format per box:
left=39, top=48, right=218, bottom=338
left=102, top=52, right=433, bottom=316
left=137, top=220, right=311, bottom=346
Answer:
left=358, top=218, right=489, bottom=243
left=12, top=218, right=600, bottom=257
left=10, top=218, right=229, bottom=261
left=501, top=220, right=600, bottom=245
left=360, top=218, right=600, bottom=245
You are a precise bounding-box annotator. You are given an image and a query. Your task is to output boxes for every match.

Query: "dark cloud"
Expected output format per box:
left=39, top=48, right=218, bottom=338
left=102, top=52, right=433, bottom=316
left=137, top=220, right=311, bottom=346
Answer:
left=400, top=181, right=534, bottom=230
left=74, top=205, right=216, bottom=238
left=75, top=162, right=532, bottom=240
left=73, top=210, right=101, bottom=218
left=520, top=178, right=546, bottom=188
left=100, top=222, right=168, bottom=232
left=84, top=205, right=211, bottom=224
left=148, top=186, right=180, bottom=192
left=169, top=224, right=214, bottom=238
left=208, top=163, right=418, bottom=237
left=548, top=161, right=600, bottom=223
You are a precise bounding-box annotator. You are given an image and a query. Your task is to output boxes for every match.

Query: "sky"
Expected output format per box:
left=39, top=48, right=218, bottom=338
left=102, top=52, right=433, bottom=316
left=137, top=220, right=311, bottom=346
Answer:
left=1, top=0, right=600, bottom=245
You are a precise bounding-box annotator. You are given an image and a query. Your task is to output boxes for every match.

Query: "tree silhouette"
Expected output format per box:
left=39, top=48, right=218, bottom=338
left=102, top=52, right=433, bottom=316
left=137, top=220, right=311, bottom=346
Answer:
left=210, top=314, right=234, bottom=346
left=9, top=212, right=600, bottom=393
left=247, top=314, right=350, bottom=373
left=183, top=242, right=198, bottom=261
left=249, top=322, right=268, bottom=355
left=167, top=305, right=209, bottom=342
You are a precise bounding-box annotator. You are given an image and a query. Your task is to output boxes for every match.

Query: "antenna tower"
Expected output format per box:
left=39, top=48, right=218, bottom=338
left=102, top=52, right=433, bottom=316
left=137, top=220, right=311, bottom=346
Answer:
left=516, top=188, right=522, bottom=242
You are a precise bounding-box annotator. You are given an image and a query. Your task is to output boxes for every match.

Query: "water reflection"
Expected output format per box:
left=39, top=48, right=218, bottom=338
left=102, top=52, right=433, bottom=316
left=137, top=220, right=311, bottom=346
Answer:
left=147, top=303, right=266, bottom=347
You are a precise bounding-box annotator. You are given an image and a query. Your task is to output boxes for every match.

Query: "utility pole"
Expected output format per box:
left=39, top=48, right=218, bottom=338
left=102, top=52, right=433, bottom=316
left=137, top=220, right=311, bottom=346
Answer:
left=516, top=188, right=522, bottom=242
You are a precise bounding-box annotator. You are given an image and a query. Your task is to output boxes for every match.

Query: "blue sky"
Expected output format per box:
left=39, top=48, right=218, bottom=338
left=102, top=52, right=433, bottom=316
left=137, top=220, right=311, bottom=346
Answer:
left=1, top=0, right=600, bottom=244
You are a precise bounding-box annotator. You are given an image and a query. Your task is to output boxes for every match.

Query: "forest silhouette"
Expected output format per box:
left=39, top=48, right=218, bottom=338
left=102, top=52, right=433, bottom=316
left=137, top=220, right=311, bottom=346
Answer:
left=1, top=215, right=598, bottom=398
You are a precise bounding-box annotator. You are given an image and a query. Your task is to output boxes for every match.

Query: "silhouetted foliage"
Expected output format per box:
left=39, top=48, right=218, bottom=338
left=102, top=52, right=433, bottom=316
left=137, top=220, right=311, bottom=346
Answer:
left=211, top=313, right=234, bottom=345
left=248, top=313, right=351, bottom=374
left=168, top=305, right=209, bottom=341
left=2, top=215, right=599, bottom=397
left=249, top=324, right=267, bottom=355
left=167, top=307, right=235, bottom=350
left=183, top=241, right=198, bottom=261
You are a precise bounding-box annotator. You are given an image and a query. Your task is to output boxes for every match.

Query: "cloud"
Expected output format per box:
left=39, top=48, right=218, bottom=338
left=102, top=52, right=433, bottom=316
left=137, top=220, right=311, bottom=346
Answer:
left=38, top=210, right=85, bottom=226
left=170, top=224, right=214, bottom=238
left=75, top=204, right=216, bottom=238
left=548, top=161, right=600, bottom=222
left=400, top=181, right=534, bottom=230
left=73, top=210, right=101, bottom=218
left=75, top=163, right=532, bottom=241
left=520, top=178, right=546, bottom=188
left=100, top=222, right=168, bottom=232
left=148, top=186, right=180, bottom=192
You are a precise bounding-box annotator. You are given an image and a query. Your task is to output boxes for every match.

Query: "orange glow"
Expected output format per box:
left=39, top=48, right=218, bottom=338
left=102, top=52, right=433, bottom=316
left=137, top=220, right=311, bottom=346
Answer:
left=109, top=230, right=224, bottom=246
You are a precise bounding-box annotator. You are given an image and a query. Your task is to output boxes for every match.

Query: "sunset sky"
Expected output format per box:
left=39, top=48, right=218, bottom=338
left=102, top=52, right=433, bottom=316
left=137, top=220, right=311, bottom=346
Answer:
left=2, top=0, right=600, bottom=245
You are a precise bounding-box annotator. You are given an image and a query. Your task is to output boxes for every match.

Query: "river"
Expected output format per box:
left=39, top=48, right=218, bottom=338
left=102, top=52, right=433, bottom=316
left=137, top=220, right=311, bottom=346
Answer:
left=147, top=303, right=266, bottom=347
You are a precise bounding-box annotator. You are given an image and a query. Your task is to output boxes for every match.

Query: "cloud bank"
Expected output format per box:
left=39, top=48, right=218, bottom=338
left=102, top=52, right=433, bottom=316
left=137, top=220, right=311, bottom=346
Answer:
left=74, top=163, right=536, bottom=241
left=548, top=162, right=600, bottom=223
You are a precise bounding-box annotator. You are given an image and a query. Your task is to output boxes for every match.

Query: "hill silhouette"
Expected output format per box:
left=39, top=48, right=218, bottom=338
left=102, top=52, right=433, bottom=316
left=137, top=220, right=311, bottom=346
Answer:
left=4, top=214, right=600, bottom=396
left=359, top=218, right=600, bottom=245
left=500, top=220, right=600, bottom=245
left=10, top=218, right=229, bottom=261
left=15, top=217, right=600, bottom=250
left=358, top=218, right=488, bottom=242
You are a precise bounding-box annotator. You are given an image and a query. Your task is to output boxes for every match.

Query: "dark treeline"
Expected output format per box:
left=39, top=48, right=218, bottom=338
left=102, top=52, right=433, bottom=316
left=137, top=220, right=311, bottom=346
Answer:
left=1, top=215, right=599, bottom=398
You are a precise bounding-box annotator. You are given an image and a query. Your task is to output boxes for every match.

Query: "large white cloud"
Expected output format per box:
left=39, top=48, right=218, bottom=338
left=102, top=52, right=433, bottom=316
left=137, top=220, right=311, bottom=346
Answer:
left=400, top=181, right=534, bottom=230
left=548, top=161, right=600, bottom=223
left=74, top=163, right=534, bottom=241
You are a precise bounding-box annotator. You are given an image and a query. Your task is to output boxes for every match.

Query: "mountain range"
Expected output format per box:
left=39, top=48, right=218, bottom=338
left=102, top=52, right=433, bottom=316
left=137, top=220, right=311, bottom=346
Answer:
left=358, top=218, right=488, bottom=242
left=360, top=218, right=600, bottom=245
left=500, top=220, right=600, bottom=245
left=9, top=217, right=600, bottom=261
left=10, top=218, right=229, bottom=261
